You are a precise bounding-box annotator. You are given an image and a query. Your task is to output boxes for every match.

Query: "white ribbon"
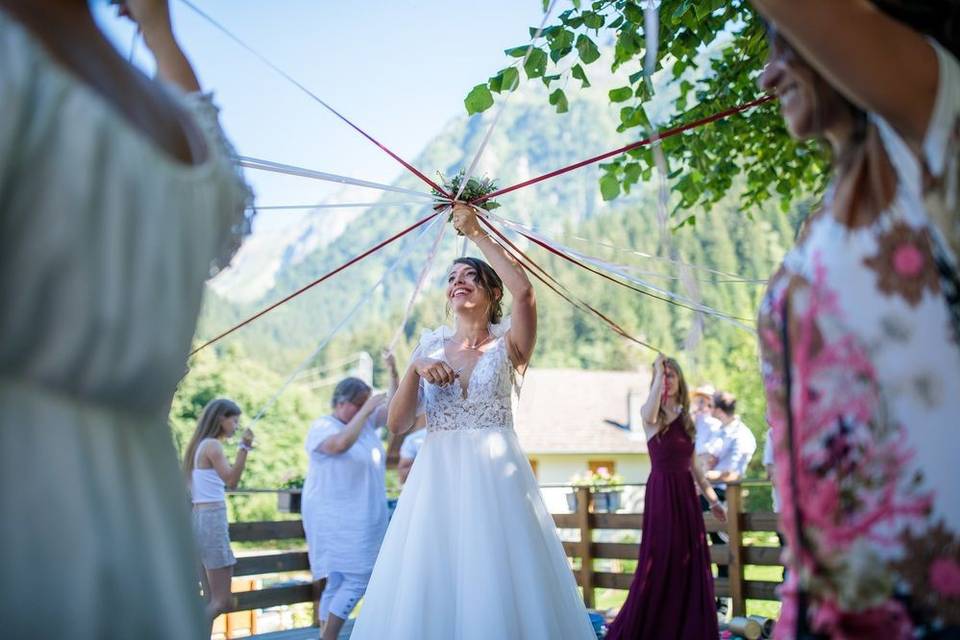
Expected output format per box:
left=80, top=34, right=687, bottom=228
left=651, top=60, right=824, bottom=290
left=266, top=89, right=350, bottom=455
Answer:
left=239, top=156, right=435, bottom=200
left=387, top=210, right=450, bottom=353
left=255, top=201, right=427, bottom=211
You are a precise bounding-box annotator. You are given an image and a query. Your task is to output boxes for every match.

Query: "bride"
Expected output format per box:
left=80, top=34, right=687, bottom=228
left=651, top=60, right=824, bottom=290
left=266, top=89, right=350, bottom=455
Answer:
left=350, top=203, right=595, bottom=639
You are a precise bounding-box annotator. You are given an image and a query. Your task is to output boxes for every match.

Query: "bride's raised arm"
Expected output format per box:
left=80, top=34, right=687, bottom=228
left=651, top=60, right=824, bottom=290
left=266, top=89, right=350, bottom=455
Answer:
left=451, top=203, right=537, bottom=371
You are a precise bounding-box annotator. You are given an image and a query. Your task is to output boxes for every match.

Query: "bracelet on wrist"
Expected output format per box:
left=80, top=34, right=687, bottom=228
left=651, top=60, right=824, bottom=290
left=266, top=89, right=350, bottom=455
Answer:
left=239, top=442, right=253, bottom=452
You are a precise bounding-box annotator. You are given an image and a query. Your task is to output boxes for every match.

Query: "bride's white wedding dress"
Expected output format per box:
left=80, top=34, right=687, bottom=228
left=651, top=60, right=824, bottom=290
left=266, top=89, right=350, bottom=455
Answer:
left=350, top=322, right=595, bottom=639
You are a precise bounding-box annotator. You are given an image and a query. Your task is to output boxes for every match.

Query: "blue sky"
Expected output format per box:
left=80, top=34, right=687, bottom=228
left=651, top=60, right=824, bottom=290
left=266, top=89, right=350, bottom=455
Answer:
left=96, top=0, right=548, bottom=226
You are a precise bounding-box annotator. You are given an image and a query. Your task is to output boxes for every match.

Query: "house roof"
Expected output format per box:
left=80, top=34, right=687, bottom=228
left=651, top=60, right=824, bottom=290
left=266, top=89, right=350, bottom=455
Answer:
left=515, top=368, right=651, bottom=455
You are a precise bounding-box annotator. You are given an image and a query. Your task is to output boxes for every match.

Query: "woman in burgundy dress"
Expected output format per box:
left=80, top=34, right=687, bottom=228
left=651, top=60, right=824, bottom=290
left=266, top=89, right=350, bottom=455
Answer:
left=607, top=354, right=727, bottom=640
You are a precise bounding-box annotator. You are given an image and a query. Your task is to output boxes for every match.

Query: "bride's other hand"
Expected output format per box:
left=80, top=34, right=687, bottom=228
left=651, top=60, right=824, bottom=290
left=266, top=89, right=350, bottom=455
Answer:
left=451, top=203, right=484, bottom=239
left=413, top=358, right=458, bottom=387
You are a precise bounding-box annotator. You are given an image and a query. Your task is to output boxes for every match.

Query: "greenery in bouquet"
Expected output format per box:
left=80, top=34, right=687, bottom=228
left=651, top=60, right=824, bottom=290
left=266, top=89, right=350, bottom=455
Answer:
left=432, top=171, right=501, bottom=230
left=569, top=466, right=624, bottom=491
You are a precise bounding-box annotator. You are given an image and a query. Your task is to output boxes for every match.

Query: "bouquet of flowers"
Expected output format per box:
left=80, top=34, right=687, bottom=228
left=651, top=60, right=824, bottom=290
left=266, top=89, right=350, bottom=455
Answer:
left=432, top=171, right=501, bottom=233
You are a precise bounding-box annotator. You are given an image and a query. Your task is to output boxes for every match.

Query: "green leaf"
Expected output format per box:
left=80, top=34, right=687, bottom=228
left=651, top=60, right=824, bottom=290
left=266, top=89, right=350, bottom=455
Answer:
left=576, top=34, right=601, bottom=64
left=532, top=25, right=560, bottom=38
left=560, top=11, right=584, bottom=29
left=608, top=86, right=633, bottom=103
left=464, top=84, right=494, bottom=115
left=550, top=46, right=573, bottom=63
left=600, top=174, right=620, bottom=201
left=524, top=48, right=548, bottom=78
left=549, top=88, right=569, bottom=113
left=501, top=66, right=520, bottom=92
left=582, top=10, right=604, bottom=29
left=548, top=28, right=575, bottom=52
left=487, top=71, right=503, bottom=94
left=571, top=63, right=591, bottom=88
left=672, top=0, right=694, bottom=20
left=541, top=73, right=561, bottom=87
left=504, top=45, right=532, bottom=58
left=624, top=2, right=644, bottom=24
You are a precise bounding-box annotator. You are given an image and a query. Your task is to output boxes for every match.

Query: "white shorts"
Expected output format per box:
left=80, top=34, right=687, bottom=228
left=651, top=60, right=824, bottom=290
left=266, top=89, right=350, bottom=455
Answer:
left=319, top=570, right=371, bottom=622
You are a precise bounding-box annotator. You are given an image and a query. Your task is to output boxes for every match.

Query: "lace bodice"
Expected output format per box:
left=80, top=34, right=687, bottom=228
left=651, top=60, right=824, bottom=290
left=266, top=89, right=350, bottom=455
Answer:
left=414, top=322, right=519, bottom=432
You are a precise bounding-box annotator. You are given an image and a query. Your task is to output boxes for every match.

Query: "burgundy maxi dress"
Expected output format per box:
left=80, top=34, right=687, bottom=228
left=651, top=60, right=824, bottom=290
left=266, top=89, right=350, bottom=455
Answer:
left=606, top=416, right=719, bottom=640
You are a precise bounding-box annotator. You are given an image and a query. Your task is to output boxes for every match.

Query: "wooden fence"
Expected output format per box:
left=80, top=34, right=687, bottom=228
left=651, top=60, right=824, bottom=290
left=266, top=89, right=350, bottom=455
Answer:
left=221, top=481, right=782, bottom=634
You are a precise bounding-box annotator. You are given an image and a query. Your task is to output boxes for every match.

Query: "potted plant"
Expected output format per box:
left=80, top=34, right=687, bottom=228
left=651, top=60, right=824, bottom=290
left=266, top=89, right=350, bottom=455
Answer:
left=277, top=475, right=304, bottom=514
left=567, top=467, right=625, bottom=513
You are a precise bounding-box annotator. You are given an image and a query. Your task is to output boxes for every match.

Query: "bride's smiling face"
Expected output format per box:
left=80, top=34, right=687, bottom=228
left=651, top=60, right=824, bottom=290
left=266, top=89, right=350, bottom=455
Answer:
left=447, top=263, right=489, bottom=318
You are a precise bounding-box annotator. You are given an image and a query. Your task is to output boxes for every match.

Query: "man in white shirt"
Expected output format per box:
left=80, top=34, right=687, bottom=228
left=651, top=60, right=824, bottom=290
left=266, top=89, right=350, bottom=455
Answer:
left=706, top=392, right=757, bottom=489
left=702, top=390, right=757, bottom=617
left=692, top=384, right=722, bottom=470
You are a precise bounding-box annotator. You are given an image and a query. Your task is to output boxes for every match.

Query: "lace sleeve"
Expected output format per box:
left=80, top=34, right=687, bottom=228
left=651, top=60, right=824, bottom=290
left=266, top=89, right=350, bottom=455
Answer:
left=179, top=91, right=255, bottom=275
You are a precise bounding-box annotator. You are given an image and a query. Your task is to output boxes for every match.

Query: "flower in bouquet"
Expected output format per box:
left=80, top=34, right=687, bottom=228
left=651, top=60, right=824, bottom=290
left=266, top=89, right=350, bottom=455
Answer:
left=432, top=170, right=501, bottom=234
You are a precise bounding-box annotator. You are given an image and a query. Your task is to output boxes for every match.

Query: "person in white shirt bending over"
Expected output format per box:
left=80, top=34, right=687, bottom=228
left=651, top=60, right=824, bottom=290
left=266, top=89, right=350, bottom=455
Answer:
left=302, top=377, right=389, bottom=640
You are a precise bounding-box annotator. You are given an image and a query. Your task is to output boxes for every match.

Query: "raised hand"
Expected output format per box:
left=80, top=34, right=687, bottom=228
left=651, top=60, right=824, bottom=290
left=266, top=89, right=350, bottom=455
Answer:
left=451, top=203, right=484, bottom=239
left=115, top=0, right=173, bottom=37
left=362, top=392, right=388, bottom=413
left=382, top=350, right=397, bottom=370
left=653, top=353, right=667, bottom=378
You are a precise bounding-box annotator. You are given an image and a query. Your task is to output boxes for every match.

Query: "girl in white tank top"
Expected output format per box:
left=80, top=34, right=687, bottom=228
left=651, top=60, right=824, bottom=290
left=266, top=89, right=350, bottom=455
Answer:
left=181, top=398, right=255, bottom=631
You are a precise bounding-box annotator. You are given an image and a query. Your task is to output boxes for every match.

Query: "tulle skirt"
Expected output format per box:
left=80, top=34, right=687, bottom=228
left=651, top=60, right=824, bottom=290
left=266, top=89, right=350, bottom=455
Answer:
left=350, top=427, right=595, bottom=640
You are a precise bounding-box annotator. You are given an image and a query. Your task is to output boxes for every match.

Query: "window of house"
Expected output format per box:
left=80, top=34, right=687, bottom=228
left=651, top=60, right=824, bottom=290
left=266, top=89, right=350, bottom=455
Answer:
left=588, top=460, right=616, bottom=475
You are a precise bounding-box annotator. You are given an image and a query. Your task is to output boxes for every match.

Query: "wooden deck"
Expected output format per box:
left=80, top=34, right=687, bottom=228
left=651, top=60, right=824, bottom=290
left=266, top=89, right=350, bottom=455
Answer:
left=225, top=482, right=781, bottom=639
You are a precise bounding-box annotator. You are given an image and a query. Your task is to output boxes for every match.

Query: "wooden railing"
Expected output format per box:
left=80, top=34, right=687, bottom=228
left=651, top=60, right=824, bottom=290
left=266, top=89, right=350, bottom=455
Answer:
left=557, top=482, right=783, bottom=617
left=224, top=518, right=318, bottom=621
left=222, top=481, right=782, bottom=633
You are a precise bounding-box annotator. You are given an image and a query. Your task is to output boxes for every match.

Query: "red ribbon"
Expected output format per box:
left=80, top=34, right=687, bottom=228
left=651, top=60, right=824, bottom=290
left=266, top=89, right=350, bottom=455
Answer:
left=471, top=94, right=775, bottom=205
left=478, top=216, right=660, bottom=352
